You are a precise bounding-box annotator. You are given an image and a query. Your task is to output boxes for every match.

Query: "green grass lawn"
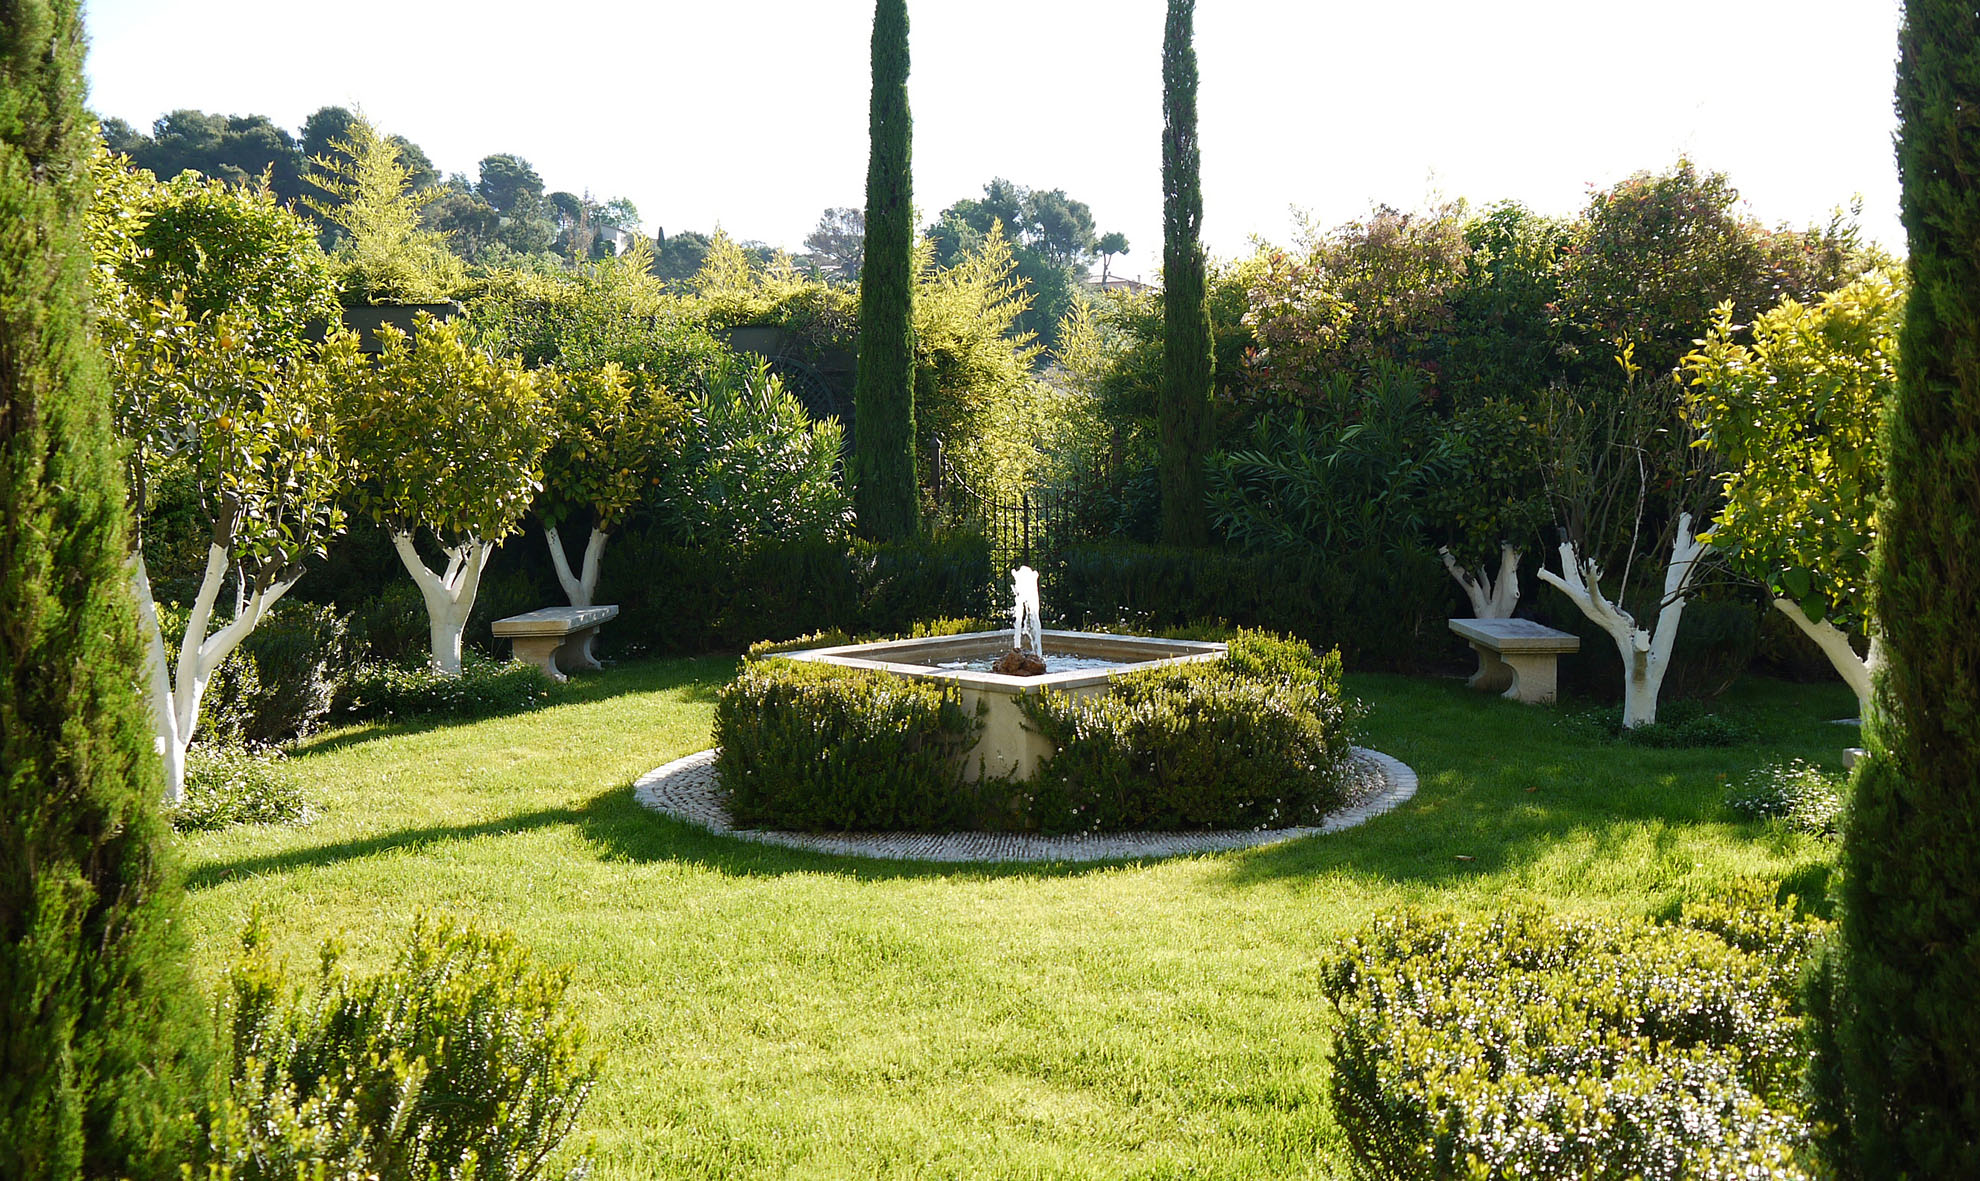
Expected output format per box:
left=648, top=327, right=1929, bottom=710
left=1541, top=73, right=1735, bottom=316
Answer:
left=174, top=657, right=1854, bottom=1180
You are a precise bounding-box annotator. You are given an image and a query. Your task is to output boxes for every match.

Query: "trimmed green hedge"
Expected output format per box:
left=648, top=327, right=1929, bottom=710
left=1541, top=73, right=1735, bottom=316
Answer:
left=1320, top=881, right=1823, bottom=1181
left=715, top=659, right=987, bottom=832
left=1018, top=631, right=1357, bottom=832
left=715, top=629, right=1357, bottom=835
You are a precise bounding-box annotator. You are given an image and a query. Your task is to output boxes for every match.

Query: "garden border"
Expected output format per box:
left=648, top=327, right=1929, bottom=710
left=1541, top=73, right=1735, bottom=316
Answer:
left=631, top=746, right=1417, bottom=863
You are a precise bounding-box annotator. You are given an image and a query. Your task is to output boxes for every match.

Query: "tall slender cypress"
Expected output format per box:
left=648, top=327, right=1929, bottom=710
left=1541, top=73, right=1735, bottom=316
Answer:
left=1811, top=2, right=1980, bottom=1174
left=851, top=0, right=918, bottom=540
left=1, top=4, right=207, bottom=1177
left=1158, top=0, right=1213, bottom=546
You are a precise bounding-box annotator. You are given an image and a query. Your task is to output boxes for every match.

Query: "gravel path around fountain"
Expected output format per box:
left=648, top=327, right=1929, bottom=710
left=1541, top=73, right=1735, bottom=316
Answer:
left=631, top=747, right=1417, bottom=863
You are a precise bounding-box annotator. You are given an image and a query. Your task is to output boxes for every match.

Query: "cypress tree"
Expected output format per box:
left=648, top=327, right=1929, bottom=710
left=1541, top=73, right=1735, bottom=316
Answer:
left=851, top=0, right=918, bottom=540
left=1, top=3, right=208, bottom=1177
left=1812, top=1, right=1980, bottom=1173
left=1158, top=0, right=1213, bottom=546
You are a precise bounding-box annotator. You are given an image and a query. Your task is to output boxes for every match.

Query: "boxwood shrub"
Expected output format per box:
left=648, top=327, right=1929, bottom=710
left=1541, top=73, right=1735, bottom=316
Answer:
left=716, top=659, right=988, bottom=832
left=717, top=628, right=1357, bottom=835
left=1319, top=881, right=1824, bottom=1181
left=1018, top=631, right=1357, bottom=832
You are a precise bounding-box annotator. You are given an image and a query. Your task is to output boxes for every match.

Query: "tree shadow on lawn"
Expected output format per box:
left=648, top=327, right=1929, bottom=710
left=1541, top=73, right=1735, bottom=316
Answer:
left=183, top=804, right=589, bottom=891
left=1217, top=672, right=1846, bottom=904
left=292, top=654, right=731, bottom=760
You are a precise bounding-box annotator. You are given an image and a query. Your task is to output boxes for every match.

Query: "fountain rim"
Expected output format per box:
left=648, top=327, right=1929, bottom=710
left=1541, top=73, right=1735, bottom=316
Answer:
left=774, top=629, right=1228, bottom=693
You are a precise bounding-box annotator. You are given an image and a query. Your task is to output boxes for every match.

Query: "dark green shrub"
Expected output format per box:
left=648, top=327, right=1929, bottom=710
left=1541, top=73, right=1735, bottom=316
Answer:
left=1727, top=760, right=1848, bottom=837
left=1019, top=631, right=1355, bottom=832
left=344, top=654, right=553, bottom=722
left=717, top=659, right=986, bottom=831
left=2, top=5, right=210, bottom=1173
left=202, top=911, right=597, bottom=1181
left=198, top=603, right=354, bottom=747
left=851, top=531, right=995, bottom=635
left=1320, top=885, right=1824, bottom=1181
left=172, top=748, right=312, bottom=832
left=346, top=580, right=428, bottom=666
left=1568, top=699, right=1751, bottom=748
left=1058, top=541, right=1452, bottom=672
left=1813, top=8, right=1980, bottom=1174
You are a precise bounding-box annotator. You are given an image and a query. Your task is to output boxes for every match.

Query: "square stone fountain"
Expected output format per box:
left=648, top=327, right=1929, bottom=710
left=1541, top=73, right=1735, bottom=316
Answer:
left=775, top=630, right=1228, bottom=781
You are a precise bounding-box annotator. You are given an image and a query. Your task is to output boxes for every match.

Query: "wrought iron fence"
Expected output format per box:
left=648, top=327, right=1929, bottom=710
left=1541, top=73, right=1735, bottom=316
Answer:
left=925, top=439, right=1121, bottom=575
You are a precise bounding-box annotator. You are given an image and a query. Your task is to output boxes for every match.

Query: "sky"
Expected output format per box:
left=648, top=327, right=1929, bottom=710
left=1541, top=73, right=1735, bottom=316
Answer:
left=83, top=1, right=1905, bottom=282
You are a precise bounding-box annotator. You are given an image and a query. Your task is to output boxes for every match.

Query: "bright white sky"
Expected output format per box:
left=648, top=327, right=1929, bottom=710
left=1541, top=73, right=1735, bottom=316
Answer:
left=84, top=1, right=1905, bottom=281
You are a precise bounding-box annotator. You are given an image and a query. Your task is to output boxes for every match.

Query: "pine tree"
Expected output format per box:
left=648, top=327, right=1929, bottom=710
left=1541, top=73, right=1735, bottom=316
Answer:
left=1812, top=1, right=1980, bottom=1173
left=1159, top=0, right=1213, bottom=546
left=1, top=4, right=208, bottom=1177
left=851, top=0, right=918, bottom=540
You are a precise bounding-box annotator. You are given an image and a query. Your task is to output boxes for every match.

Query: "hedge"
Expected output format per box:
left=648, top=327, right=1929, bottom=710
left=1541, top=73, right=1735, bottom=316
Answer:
left=715, top=629, right=1357, bottom=835
left=1320, top=881, right=1824, bottom=1181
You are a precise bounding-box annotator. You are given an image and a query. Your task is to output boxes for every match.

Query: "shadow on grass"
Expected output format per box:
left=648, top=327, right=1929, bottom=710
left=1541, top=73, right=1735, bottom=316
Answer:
left=196, top=665, right=1846, bottom=897
left=293, top=654, right=734, bottom=760
left=185, top=804, right=586, bottom=891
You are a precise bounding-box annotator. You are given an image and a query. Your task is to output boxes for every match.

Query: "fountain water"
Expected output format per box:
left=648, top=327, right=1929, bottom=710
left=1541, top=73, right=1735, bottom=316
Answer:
left=772, top=566, right=1227, bottom=778
left=1011, top=566, right=1043, bottom=660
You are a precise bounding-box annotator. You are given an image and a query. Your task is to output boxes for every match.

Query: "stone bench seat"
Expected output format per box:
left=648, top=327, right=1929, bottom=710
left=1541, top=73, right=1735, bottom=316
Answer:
left=1449, top=617, right=1580, bottom=705
left=491, top=605, right=618, bottom=683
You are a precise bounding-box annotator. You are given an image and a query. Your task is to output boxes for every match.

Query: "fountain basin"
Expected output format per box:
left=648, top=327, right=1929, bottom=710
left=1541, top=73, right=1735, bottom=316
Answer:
left=775, top=629, right=1227, bottom=780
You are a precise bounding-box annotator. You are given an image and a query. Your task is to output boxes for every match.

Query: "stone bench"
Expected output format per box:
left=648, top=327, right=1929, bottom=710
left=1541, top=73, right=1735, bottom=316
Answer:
left=1449, top=617, right=1580, bottom=705
left=491, top=605, right=619, bottom=683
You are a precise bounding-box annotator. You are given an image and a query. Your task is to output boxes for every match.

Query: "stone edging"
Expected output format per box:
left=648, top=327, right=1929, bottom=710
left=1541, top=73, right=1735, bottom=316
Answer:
left=630, top=747, right=1418, bottom=864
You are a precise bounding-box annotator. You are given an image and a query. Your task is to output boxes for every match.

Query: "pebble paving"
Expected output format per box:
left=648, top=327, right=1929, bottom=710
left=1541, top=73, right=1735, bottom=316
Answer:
left=631, top=747, right=1418, bottom=864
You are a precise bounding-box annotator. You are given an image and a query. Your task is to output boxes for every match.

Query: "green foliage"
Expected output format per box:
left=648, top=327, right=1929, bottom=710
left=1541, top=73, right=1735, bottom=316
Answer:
left=538, top=362, right=688, bottom=532
left=1814, top=5, right=1980, bottom=1174
left=1159, top=0, right=1213, bottom=546
left=1207, top=362, right=1455, bottom=559
left=107, top=108, right=305, bottom=202
left=912, top=223, right=1044, bottom=486
left=191, top=601, right=354, bottom=747
left=466, top=248, right=728, bottom=380
left=716, top=659, right=986, bottom=831
left=1423, top=397, right=1553, bottom=570
left=1435, top=200, right=1572, bottom=406
left=852, top=0, right=919, bottom=541
left=1320, top=885, right=1825, bottom=1181
left=344, top=654, right=553, bottom=722
left=1, top=6, right=209, bottom=1174
left=1727, top=759, right=1847, bottom=837
left=172, top=747, right=311, bottom=832
left=1240, top=201, right=1472, bottom=400
left=90, top=155, right=358, bottom=590
left=1684, top=274, right=1901, bottom=632
left=1568, top=699, right=1752, bottom=748
left=1055, top=540, right=1452, bottom=672
left=654, top=358, right=850, bottom=551
left=344, top=315, right=549, bottom=544
left=200, top=911, right=597, bottom=1181
left=1019, top=631, right=1356, bottom=833
left=693, top=231, right=858, bottom=354
left=1559, top=158, right=1873, bottom=383
left=302, top=111, right=464, bottom=305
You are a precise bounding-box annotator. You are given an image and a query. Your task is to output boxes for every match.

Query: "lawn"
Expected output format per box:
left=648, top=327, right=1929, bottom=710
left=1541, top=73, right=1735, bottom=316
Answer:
left=173, top=657, right=1852, bottom=1180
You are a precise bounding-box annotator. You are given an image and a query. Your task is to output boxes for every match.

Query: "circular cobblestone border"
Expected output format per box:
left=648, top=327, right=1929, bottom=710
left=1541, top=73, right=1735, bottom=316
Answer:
left=631, top=747, right=1418, bottom=864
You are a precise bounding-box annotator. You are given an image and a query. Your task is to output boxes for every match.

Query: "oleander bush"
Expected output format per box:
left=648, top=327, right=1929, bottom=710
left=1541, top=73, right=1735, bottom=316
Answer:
left=199, top=911, right=598, bottom=1181
left=172, top=746, right=313, bottom=831
left=344, top=653, right=554, bottom=722
left=716, top=659, right=988, bottom=831
left=1320, top=881, right=1824, bottom=1181
left=1727, top=759, right=1848, bottom=836
left=1019, top=631, right=1356, bottom=832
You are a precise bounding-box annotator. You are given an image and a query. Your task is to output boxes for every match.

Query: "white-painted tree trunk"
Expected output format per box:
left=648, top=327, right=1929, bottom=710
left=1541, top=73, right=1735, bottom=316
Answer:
left=1773, top=597, right=1880, bottom=720
left=131, top=546, right=297, bottom=803
left=1537, top=513, right=1710, bottom=728
left=545, top=524, right=609, bottom=667
left=1440, top=543, right=1522, bottom=618
left=393, top=531, right=490, bottom=676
